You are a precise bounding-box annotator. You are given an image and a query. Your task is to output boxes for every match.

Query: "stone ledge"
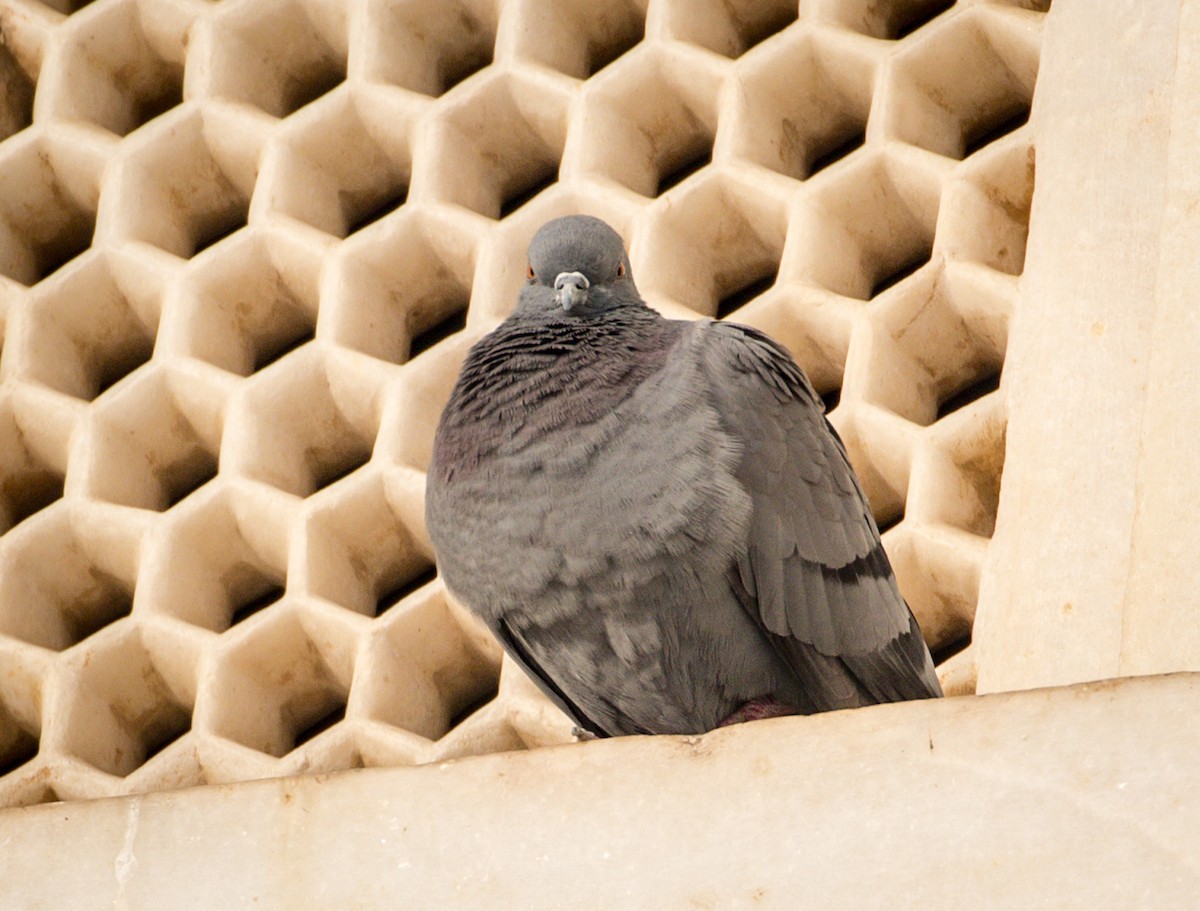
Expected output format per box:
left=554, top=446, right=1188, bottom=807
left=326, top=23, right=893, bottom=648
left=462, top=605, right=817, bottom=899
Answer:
left=2, top=672, right=1195, bottom=910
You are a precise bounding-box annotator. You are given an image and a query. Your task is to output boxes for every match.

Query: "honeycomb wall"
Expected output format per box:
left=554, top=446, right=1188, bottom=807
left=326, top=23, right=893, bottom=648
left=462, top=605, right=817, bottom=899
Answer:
left=0, top=0, right=1048, bottom=806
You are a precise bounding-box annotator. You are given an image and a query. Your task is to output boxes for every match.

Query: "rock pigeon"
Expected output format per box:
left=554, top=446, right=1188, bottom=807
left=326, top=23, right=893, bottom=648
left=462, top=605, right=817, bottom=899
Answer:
left=426, top=215, right=942, bottom=737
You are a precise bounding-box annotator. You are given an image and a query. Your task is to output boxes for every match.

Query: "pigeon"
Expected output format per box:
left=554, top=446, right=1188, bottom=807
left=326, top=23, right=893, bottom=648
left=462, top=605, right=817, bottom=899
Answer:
left=426, top=215, right=942, bottom=737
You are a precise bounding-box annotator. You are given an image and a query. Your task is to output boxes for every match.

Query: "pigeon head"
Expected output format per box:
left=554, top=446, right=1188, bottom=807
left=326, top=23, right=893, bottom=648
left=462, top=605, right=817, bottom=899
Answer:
left=519, top=215, right=640, bottom=317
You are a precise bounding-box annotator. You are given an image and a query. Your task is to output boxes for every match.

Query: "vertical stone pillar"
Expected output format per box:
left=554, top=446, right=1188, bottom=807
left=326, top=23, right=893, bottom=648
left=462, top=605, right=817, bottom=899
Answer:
left=975, top=0, right=1200, bottom=691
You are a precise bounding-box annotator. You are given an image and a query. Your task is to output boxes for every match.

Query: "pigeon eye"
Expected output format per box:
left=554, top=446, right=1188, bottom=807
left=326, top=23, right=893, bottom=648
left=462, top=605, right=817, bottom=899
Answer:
left=526, top=263, right=536, bottom=281
left=617, top=262, right=626, bottom=278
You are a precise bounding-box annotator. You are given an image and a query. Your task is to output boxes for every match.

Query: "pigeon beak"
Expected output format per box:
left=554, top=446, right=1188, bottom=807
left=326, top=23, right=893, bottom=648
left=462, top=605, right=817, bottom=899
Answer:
left=554, top=271, right=590, bottom=313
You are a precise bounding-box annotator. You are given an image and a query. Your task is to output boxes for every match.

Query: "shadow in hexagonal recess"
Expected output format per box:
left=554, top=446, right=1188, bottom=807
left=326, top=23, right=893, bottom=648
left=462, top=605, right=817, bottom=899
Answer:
left=79, top=368, right=220, bottom=512
left=886, top=0, right=955, bottom=40
left=0, top=134, right=96, bottom=286
left=111, top=109, right=253, bottom=261
left=224, top=349, right=378, bottom=498
left=792, top=149, right=940, bottom=302
left=375, top=564, right=438, bottom=617
left=357, top=586, right=501, bottom=742
left=363, top=0, right=496, bottom=96
left=28, top=0, right=98, bottom=14
left=0, top=508, right=135, bottom=651
left=0, top=42, right=35, bottom=142
left=201, top=0, right=345, bottom=119
left=637, top=174, right=785, bottom=319
left=0, top=400, right=65, bottom=532
left=139, top=484, right=291, bottom=634
left=812, top=0, right=955, bottom=40
left=937, top=368, right=1000, bottom=422
left=206, top=609, right=354, bottom=759
left=728, top=28, right=874, bottom=183
left=303, top=470, right=435, bottom=619
left=330, top=211, right=475, bottom=365
left=666, top=0, right=797, bottom=59
left=45, top=0, right=183, bottom=137
left=0, top=696, right=39, bottom=778
left=59, top=627, right=192, bottom=778
left=931, top=633, right=972, bottom=670
left=575, top=46, right=720, bottom=200
left=168, top=231, right=318, bottom=378
left=426, top=72, right=566, bottom=220
left=514, top=0, right=644, bottom=79
left=264, top=92, right=412, bottom=239
left=16, top=254, right=155, bottom=401
left=883, top=7, right=1039, bottom=161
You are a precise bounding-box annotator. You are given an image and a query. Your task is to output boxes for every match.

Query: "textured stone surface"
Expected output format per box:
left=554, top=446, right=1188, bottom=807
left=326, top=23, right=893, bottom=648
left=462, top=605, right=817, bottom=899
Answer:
left=2, top=673, right=1197, bottom=910
left=974, top=0, right=1200, bottom=691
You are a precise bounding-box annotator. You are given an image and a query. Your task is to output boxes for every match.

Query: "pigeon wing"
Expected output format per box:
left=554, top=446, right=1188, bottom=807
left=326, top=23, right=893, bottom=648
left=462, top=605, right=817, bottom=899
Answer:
left=698, top=320, right=942, bottom=706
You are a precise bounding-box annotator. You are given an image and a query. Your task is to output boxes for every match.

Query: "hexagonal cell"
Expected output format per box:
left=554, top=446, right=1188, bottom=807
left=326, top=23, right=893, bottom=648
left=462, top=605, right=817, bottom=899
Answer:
left=140, top=482, right=292, bottom=633
left=360, top=0, right=496, bottom=96
left=0, top=132, right=96, bottom=286
left=107, top=109, right=255, bottom=259
left=223, top=348, right=380, bottom=497
left=12, top=253, right=155, bottom=400
left=204, top=608, right=355, bottom=758
left=882, top=8, right=1040, bottom=160
left=164, top=231, right=319, bottom=377
left=260, top=91, right=412, bottom=238
left=0, top=399, right=65, bottom=533
left=421, top=71, right=568, bottom=219
left=0, top=509, right=135, bottom=650
left=886, top=521, right=984, bottom=655
left=636, top=173, right=787, bottom=318
left=355, top=584, right=501, bottom=741
left=78, top=368, right=220, bottom=511
left=791, top=148, right=943, bottom=301
left=39, top=0, right=183, bottom=137
left=302, top=470, right=433, bottom=617
left=573, top=46, right=721, bottom=199
left=926, top=391, right=1006, bottom=538
left=662, top=0, right=798, bottom=59
left=59, top=627, right=192, bottom=777
left=725, top=27, right=875, bottom=181
left=0, top=40, right=35, bottom=142
left=938, top=137, right=1035, bottom=275
left=814, top=0, right=957, bottom=40
left=327, top=209, right=475, bottom=365
left=197, top=0, right=347, bottom=118
left=512, top=0, right=644, bottom=79
left=858, top=266, right=1007, bottom=427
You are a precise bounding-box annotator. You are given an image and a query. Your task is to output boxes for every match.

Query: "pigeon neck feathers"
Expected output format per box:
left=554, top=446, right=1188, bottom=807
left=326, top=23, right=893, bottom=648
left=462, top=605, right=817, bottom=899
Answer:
left=431, top=306, right=684, bottom=483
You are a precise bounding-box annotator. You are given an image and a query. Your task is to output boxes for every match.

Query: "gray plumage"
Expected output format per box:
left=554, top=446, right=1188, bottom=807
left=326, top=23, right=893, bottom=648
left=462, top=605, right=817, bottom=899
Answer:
left=426, top=215, right=942, bottom=737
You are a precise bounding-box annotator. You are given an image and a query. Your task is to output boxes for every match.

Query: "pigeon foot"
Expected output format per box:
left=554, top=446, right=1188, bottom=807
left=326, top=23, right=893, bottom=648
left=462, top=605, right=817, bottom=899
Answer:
left=718, top=696, right=796, bottom=727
